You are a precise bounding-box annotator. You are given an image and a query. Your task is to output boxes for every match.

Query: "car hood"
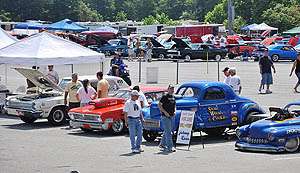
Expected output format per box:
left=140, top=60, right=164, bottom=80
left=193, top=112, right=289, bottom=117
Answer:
left=150, top=38, right=164, bottom=47
left=247, top=117, right=300, bottom=137
left=172, top=38, right=191, bottom=49
left=14, top=67, right=63, bottom=92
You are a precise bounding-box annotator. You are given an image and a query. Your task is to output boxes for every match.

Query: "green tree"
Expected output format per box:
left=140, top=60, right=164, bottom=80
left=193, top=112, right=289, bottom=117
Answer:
left=0, top=10, right=11, bottom=21
left=73, top=0, right=103, bottom=21
left=224, top=16, right=247, bottom=33
left=142, top=15, right=158, bottom=25
left=115, top=11, right=127, bottom=21
left=204, top=0, right=227, bottom=24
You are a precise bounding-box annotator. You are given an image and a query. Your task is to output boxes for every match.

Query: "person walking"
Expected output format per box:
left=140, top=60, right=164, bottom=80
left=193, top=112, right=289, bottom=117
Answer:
left=96, top=71, right=110, bottom=98
left=144, top=38, right=153, bottom=62
left=76, top=79, right=96, bottom=107
left=289, top=54, right=300, bottom=93
left=127, top=37, right=135, bottom=61
left=223, top=67, right=231, bottom=85
left=228, top=68, right=242, bottom=95
left=259, top=49, right=276, bottom=94
left=158, top=84, right=176, bottom=152
left=46, top=65, right=59, bottom=84
left=123, top=90, right=144, bottom=153
left=64, top=73, right=81, bottom=110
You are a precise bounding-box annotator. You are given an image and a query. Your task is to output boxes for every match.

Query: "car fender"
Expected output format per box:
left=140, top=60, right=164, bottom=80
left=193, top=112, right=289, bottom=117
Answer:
left=238, top=103, right=265, bottom=124
left=48, top=104, right=68, bottom=117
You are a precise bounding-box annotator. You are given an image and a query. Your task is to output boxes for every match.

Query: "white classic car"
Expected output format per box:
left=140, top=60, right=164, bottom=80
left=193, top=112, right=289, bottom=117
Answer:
left=4, top=68, right=129, bottom=126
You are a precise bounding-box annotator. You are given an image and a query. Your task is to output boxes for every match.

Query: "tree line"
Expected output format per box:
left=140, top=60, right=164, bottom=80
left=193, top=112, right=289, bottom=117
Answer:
left=0, top=0, right=300, bottom=32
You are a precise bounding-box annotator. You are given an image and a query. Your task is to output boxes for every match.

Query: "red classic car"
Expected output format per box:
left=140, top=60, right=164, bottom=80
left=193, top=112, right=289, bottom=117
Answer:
left=68, top=87, right=166, bottom=134
left=227, top=41, right=261, bottom=59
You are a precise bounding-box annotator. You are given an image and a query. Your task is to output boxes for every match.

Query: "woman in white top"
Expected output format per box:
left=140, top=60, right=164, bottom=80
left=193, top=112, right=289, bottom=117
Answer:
left=76, top=79, right=96, bottom=107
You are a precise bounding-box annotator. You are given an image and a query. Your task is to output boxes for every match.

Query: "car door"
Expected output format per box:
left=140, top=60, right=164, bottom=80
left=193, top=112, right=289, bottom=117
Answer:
left=280, top=46, right=293, bottom=59
left=198, top=87, right=233, bottom=128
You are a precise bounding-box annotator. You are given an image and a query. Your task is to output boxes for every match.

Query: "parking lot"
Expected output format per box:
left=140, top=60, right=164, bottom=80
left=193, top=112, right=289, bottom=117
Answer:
left=1, top=59, right=300, bottom=173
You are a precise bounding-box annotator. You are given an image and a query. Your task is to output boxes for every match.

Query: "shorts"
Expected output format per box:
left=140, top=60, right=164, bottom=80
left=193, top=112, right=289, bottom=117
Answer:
left=261, top=73, right=273, bottom=85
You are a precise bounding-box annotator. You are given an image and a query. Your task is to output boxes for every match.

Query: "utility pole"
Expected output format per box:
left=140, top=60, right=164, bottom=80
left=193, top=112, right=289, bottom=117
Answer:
left=228, top=0, right=234, bottom=35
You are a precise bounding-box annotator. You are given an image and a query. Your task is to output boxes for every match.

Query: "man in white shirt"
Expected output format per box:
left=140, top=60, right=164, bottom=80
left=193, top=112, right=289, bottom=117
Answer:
left=46, top=65, right=59, bottom=84
left=123, top=90, right=144, bottom=153
left=223, top=67, right=231, bottom=85
left=132, top=85, right=149, bottom=108
left=228, top=68, right=242, bottom=95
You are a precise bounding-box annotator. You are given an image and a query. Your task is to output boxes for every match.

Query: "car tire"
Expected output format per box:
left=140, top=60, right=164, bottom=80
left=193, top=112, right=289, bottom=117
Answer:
left=20, top=116, right=37, bottom=124
left=271, top=54, right=279, bottom=62
left=158, top=53, right=165, bottom=60
left=285, top=137, right=300, bottom=153
left=184, top=54, right=191, bottom=62
left=215, top=54, right=222, bottom=61
left=203, top=127, right=225, bottom=136
left=111, top=119, right=126, bottom=134
left=48, top=107, right=67, bottom=126
left=143, top=130, right=158, bottom=142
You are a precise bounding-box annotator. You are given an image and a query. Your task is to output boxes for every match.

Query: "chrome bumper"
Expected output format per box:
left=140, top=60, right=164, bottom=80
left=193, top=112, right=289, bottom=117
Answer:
left=5, top=107, right=43, bottom=118
left=70, top=120, right=109, bottom=130
left=235, top=141, right=285, bottom=153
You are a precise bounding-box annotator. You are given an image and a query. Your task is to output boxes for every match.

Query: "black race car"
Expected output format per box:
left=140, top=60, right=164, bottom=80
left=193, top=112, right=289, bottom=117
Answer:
left=167, top=38, right=227, bottom=61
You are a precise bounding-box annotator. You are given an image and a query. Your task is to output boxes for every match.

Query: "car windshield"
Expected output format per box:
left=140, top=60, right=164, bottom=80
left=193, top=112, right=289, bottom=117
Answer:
left=176, top=87, right=200, bottom=98
left=114, top=90, right=131, bottom=99
left=58, top=79, right=71, bottom=90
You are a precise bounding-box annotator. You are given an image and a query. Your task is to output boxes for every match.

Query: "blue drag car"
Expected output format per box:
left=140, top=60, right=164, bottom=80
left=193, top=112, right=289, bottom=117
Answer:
left=97, top=38, right=128, bottom=56
left=142, top=81, right=265, bottom=142
left=268, top=44, right=297, bottom=62
left=236, top=101, right=300, bottom=153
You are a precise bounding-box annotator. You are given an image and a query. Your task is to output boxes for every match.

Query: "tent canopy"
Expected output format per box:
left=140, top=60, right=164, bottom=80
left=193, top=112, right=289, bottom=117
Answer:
left=241, top=23, right=258, bottom=31
left=251, top=23, right=278, bottom=31
left=0, top=28, right=18, bottom=49
left=283, top=26, right=300, bottom=35
left=0, top=32, right=104, bottom=66
left=88, top=26, right=118, bottom=34
left=47, top=19, right=88, bottom=32
left=15, top=22, right=48, bottom=30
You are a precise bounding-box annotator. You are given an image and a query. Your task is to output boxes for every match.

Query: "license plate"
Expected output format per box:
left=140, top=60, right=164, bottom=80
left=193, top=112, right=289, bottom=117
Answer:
left=82, top=124, right=91, bottom=129
left=143, top=119, right=160, bottom=128
left=16, top=110, right=24, bottom=116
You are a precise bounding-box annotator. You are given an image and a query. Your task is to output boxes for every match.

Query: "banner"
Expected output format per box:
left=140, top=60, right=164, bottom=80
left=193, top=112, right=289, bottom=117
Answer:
left=176, top=111, right=195, bottom=145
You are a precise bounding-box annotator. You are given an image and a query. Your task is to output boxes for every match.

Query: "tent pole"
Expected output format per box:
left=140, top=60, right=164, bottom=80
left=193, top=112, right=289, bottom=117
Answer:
left=71, top=64, right=74, bottom=73
left=5, top=64, right=7, bottom=86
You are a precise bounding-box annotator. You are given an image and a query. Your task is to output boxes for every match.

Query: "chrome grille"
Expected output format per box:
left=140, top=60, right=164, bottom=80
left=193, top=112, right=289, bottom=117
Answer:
left=73, top=113, right=100, bottom=122
left=243, top=137, right=268, bottom=144
left=7, top=100, right=33, bottom=110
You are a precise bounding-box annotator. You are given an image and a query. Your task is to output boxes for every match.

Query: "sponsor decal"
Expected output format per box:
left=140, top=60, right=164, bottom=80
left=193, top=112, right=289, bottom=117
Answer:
left=287, top=129, right=300, bottom=135
left=208, top=107, right=225, bottom=121
left=176, top=111, right=195, bottom=145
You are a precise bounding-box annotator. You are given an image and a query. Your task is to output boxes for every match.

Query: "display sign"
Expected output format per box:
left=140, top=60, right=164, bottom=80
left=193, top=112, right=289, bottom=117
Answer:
left=176, top=111, right=195, bottom=145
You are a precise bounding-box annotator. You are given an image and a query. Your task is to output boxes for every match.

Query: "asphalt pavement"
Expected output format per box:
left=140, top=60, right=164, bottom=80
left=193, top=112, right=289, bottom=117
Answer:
left=1, top=58, right=300, bottom=173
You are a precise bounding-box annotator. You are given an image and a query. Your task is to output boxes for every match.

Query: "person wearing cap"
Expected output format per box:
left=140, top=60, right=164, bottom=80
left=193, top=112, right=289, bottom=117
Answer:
left=132, top=85, right=149, bottom=108
left=96, top=71, right=110, bottom=98
left=46, top=65, right=59, bottom=84
left=223, top=67, right=231, bottom=85
left=158, top=84, right=176, bottom=152
left=259, top=49, right=276, bottom=94
left=64, top=73, right=81, bottom=110
left=123, top=90, right=144, bottom=153
left=228, top=68, right=242, bottom=95
left=110, top=50, right=124, bottom=67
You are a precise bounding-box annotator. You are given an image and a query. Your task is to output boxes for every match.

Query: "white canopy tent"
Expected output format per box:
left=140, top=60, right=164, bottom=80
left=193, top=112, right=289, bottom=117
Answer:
left=0, top=32, right=104, bottom=65
left=251, top=23, right=278, bottom=31
left=0, top=27, right=18, bottom=49
left=0, top=32, right=105, bottom=84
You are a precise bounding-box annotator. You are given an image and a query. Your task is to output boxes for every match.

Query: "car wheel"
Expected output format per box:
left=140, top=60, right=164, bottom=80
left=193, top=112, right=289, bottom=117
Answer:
left=285, top=137, right=300, bottom=153
left=48, top=107, right=67, bottom=126
left=271, top=54, right=279, bottom=62
left=80, top=127, right=93, bottom=132
left=215, top=54, right=222, bottom=61
left=20, top=116, right=37, bottom=124
left=203, top=127, right=225, bottom=136
left=184, top=54, right=191, bottom=62
left=143, top=130, right=158, bottom=142
left=245, top=111, right=261, bottom=124
left=158, top=53, right=165, bottom=60
left=111, top=119, right=125, bottom=134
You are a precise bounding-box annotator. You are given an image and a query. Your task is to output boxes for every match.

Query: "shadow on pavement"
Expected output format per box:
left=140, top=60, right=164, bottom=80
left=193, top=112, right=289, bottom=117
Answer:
left=119, top=152, right=139, bottom=157
left=0, top=114, right=19, bottom=120
left=67, top=129, right=127, bottom=139
left=2, top=121, right=65, bottom=130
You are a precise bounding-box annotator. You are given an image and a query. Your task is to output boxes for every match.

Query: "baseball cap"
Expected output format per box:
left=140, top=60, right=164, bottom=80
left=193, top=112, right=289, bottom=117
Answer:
left=168, top=84, right=174, bottom=89
left=131, top=90, right=140, bottom=96
left=222, top=67, right=229, bottom=72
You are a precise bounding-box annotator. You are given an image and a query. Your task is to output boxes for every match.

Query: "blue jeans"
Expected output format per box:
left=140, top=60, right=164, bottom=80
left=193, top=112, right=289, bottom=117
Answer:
left=159, top=116, right=174, bottom=150
left=127, top=118, right=143, bottom=150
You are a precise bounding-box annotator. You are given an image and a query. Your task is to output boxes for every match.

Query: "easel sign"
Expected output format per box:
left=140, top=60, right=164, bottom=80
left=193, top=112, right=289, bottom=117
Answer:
left=176, top=111, right=195, bottom=146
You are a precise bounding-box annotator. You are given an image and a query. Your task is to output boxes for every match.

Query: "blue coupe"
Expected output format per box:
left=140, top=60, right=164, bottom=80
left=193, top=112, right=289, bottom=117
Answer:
left=268, top=44, right=298, bottom=62
left=236, top=101, right=300, bottom=153
left=97, top=38, right=128, bottom=56
left=142, top=81, right=265, bottom=142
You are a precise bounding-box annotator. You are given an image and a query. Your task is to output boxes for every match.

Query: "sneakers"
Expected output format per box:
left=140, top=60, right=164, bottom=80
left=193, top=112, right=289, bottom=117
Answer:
left=159, top=144, right=166, bottom=150
left=131, top=148, right=144, bottom=153
left=266, top=90, right=272, bottom=94
left=165, top=148, right=176, bottom=152
left=138, top=148, right=144, bottom=152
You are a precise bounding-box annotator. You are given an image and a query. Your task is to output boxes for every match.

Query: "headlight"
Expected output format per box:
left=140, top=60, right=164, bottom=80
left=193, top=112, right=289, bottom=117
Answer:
left=68, top=113, right=74, bottom=120
left=236, top=128, right=241, bottom=139
left=32, top=102, right=36, bottom=110
left=267, top=133, right=275, bottom=141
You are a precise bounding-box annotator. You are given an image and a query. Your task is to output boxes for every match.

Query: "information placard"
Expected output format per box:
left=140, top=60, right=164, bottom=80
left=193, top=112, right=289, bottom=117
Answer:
left=176, top=111, right=195, bottom=145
